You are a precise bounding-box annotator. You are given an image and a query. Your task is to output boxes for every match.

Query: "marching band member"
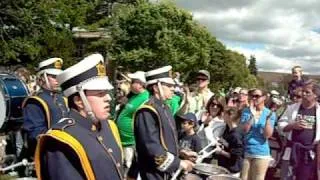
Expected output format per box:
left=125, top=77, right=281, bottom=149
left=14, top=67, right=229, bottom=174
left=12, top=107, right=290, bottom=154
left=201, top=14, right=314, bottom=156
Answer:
left=134, top=66, right=194, bottom=180
left=35, top=54, right=123, bottom=180
left=22, top=58, right=68, bottom=157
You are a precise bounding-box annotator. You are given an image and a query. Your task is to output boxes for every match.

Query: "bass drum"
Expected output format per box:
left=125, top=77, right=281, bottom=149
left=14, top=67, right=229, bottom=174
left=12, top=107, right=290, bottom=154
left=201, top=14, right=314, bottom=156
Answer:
left=0, top=73, right=29, bottom=131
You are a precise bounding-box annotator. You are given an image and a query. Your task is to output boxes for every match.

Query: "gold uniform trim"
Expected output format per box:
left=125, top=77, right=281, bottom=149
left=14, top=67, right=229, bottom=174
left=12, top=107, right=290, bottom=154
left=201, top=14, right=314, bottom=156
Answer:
left=133, top=105, right=168, bottom=151
left=63, top=97, right=68, bottom=106
left=22, top=96, right=51, bottom=128
left=108, top=120, right=124, bottom=161
left=35, top=130, right=95, bottom=180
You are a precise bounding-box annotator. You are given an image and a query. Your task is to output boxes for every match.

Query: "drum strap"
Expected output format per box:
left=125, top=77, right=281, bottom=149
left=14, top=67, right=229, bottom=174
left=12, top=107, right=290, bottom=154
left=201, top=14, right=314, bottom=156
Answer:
left=133, top=105, right=168, bottom=151
left=22, top=96, right=51, bottom=128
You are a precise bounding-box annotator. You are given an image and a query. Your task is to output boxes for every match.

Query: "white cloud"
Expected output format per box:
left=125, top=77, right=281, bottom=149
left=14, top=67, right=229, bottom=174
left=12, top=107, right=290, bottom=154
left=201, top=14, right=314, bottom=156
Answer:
left=175, top=0, right=320, bottom=74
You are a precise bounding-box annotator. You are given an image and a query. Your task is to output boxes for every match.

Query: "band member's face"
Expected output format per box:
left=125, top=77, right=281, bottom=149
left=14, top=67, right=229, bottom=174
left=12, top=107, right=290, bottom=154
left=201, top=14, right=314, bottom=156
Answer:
left=46, top=74, right=59, bottom=91
left=86, top=90, right=112, bottom=120
left=160, top=83, right=174, bottom=100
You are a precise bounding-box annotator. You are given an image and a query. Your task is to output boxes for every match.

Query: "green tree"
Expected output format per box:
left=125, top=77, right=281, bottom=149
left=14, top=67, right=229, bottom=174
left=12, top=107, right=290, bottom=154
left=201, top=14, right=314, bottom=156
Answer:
left=0, top=0, right=91, bottom=68
left=248, top=55, right=258, bottom=76
left=91, top=1, right=257, bottom=91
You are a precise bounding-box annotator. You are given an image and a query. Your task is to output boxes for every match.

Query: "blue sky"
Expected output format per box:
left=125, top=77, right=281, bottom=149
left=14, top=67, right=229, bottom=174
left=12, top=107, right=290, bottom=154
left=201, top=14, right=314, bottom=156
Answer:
left=174, top=0, right=320, bottom=75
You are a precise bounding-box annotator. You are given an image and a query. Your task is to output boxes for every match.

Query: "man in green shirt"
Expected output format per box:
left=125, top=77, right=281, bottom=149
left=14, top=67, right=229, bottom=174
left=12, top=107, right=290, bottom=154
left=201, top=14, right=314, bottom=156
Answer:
left=116, top=71, right=149, bottom=169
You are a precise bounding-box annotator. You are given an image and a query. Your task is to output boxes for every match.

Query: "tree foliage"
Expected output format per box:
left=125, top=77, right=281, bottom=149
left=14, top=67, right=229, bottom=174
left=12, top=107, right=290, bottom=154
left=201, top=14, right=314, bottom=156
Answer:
left=1, top=0, right=258, bottom=91
left=0, top=0, right=91, bottom=68
left=248, top=55, right=258, bottom=76
left=94, top=1, right=258, bottom=90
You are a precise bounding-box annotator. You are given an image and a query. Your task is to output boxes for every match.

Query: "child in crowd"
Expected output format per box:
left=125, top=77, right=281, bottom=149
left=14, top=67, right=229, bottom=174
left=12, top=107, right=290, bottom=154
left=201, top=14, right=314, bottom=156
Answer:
left=178, top=113, right=202, bottom=154
left=215, top=107, right=244, bottom=177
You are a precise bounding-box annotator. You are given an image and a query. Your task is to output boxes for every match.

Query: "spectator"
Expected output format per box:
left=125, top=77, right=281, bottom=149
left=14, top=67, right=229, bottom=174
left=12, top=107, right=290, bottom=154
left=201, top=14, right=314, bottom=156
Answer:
left=291, top=87, right=303, bottom=104
left=237, top=88, right=249, bottom=110
left=278, top=79, right=320, bottom=180
left=216, top=107, right=244, bottom=177
left=188, top=70, right=214, bottom=120
left=240, top=88, right=276, bottom=180
left=199, top=96, right=225, bottom=146
left=227, top=87, right=241, bottom=108
left=288, top=66, right=306, bottom=100
left=178, top=113, right=202, bottom=153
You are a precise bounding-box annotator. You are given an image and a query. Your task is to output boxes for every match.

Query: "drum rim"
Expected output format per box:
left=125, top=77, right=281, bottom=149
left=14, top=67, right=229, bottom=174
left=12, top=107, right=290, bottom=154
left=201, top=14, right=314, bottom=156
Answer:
left=0, top=89, right=6, bottom=129
left=193, top=163, right=230, bottom=175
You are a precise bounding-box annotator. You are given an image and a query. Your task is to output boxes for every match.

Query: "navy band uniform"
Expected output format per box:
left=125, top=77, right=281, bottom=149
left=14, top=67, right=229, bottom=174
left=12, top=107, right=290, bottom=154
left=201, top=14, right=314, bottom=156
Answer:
left=35, top=54, right=124, bottom=180
left=134, top=66, right=184, bottom=180
left=22, top=58, right=68, bottom=157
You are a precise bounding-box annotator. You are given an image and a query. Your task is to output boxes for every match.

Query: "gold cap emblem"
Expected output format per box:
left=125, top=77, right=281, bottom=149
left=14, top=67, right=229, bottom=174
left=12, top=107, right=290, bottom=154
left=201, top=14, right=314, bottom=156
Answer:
left=96, top=62, right=106, bottom=76
left=54, top=60, right=62, bottom=69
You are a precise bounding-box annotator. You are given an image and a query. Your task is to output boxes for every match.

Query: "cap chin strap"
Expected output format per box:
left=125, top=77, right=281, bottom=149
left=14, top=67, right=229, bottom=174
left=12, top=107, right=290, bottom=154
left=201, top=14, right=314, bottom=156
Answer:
left=43, top=72, right=51, bottom=90
left=157, top=81, right=165, bottom=101
left=76, top=85, right=99, bottom=125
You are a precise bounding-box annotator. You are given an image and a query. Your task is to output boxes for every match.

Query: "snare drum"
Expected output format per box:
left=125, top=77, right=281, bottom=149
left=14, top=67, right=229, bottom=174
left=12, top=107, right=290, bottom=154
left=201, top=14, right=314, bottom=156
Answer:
left=0, top=73, right=29, bottom=130
left=207, top=174, right=241, bottom=180
left=193, top=163, right=230, bottom=176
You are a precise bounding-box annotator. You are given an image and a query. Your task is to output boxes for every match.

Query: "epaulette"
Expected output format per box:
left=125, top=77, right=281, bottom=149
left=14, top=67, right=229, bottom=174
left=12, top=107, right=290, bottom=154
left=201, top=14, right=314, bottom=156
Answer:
left=51, top=118, right=76, bottom=131
left=22, top=96, right=51, bottom=127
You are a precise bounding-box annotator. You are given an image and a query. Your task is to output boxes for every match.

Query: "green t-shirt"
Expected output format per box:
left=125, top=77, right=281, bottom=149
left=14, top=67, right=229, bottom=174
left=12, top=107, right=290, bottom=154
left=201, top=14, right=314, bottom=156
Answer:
left=116, top=90, right=149, bottom=146
left=165, top=94, right=181, bottom=116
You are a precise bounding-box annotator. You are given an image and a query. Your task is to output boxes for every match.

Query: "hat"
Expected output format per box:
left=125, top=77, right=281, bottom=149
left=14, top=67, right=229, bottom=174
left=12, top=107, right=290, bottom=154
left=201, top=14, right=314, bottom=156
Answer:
left=271, top=97, right=283, bottom=106
left=233, top=87, right=242, bottom=94
left=128, top=71, right=146, bottom=84
left=197, top=70, right=210, bottom=81
left=145, top=66, right=175, bottom=85
left=178, top=113, right=197, bottom=122
left=270, top=90, right=280, bottom=96
left=38, top=58, right=63, bottom=75
left=57, top=53, right=113, bottom=97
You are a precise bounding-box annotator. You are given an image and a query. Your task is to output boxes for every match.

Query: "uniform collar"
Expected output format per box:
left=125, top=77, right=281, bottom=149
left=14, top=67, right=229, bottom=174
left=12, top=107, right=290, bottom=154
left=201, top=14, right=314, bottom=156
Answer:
left=69, top=109, right=97, bottom=131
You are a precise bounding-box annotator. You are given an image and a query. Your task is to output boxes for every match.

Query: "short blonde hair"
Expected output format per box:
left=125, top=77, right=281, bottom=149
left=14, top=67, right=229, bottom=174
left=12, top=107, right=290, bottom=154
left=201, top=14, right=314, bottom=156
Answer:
left=291, top=66, right=302, bottom=73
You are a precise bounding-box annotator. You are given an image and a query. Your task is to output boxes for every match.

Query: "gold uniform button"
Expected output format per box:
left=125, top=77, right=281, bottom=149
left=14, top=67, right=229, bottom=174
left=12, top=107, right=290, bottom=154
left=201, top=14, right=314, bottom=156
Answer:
left=116, top=163, right=121, bottom=168
left=97, top=136, right=103, bottom=141
left=107, top=148, right=113, bottom=153
left=91, top=125, right=97, bottom=132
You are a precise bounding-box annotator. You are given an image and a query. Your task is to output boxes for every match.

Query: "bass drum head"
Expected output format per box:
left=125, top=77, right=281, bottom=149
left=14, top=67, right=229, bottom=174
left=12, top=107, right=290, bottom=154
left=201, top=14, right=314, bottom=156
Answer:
left=0, top=90, right=6, bottom=129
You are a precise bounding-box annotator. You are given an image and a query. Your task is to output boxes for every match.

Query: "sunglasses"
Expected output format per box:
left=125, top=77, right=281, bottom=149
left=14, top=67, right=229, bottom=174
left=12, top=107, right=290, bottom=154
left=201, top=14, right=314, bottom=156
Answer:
left=209, top=103, right=220, bottom=108
left=196, top=78, right=208, bottom=81
left=251, top=94, right=263, bottom=99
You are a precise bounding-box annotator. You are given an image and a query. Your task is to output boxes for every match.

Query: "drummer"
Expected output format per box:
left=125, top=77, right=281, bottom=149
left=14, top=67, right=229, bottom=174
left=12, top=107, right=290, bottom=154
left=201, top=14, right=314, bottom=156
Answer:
left=22, top=58, right=68, bottom=157
left=134, top=66, right=194, bottom=180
